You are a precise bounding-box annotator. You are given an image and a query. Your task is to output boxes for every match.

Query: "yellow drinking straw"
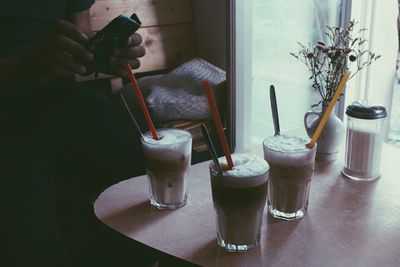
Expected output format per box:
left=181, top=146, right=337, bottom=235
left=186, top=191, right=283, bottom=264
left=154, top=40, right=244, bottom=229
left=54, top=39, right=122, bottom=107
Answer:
left=306, top=70, right=351, bottom=149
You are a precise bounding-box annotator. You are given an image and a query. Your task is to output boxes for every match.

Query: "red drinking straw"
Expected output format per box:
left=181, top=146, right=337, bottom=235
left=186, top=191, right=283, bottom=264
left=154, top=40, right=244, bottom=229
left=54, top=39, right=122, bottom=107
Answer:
left=203, top=80, right=234, bottom=170
left=125, top=64, right=159, bottom=140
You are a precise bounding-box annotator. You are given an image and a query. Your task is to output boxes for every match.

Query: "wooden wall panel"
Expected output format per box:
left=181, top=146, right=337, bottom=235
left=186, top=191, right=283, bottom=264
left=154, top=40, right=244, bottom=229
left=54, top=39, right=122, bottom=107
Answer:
left=137, top=24, right=196, bottom=73
left=90, top=0, right=193, bottom=31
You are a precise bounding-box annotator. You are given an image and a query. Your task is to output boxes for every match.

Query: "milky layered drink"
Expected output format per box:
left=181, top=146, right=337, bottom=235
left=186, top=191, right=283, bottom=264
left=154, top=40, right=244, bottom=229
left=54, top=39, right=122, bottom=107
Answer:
left=209, top=153, right=269, bottom=252
left=141, top=128, right=192, bottom=209
left=263, top=135, right=316, bottom=220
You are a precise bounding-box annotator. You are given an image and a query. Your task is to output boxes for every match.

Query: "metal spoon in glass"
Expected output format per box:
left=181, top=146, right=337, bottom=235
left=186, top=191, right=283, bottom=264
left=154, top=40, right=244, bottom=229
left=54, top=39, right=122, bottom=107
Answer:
left=269, top=85, right=280, bottom=136
left=120, top=91, right=144, bottom=138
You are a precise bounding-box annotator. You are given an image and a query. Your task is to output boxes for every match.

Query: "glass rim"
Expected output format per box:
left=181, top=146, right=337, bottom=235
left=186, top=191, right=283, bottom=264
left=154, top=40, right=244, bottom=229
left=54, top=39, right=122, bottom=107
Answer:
left=263, top=139, right=317, bottom=155
left=141, top=128, right=192, bottom=145
left=208, top=161, right=269, bottom=179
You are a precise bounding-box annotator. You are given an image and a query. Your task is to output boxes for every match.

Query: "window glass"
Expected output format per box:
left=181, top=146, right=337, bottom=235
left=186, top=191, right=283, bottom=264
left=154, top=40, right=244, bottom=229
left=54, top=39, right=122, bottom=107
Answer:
left=250, top=0, right=341, bottom=144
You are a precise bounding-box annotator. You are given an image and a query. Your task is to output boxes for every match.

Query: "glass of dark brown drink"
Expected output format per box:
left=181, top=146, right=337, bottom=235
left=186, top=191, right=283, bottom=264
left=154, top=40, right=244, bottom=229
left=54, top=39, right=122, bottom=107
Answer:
left=209, top=153, right=269, bottom=252
left=141, top=128, right=192, bottom=209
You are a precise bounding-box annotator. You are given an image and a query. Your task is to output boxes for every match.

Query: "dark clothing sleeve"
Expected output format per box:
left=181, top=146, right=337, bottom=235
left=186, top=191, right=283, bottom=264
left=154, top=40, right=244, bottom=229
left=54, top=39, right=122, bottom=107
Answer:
left=66, top=0, right=95, bottom=14
left=0, top=0, right=95, bottom=57
left=1, top=80, right=200, bottom=266
left=1, top=80, right=149, bottom=266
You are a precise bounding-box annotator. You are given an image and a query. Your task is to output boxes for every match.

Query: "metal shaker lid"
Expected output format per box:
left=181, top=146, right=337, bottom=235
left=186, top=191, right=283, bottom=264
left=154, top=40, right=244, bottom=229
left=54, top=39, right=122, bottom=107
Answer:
left=346, top=101, right=387, bottom=119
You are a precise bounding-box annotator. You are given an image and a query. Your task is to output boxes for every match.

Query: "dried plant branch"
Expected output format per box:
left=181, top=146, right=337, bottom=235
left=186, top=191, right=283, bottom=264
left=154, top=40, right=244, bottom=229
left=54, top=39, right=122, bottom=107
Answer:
left=290, top=20, right=380, bottom=105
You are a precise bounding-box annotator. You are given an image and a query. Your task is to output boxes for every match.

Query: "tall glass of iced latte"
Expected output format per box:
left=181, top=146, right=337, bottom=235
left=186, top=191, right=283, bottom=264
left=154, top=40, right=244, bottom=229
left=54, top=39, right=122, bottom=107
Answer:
left=263, top=135, right=317, bottom=220
left=141, top=128, right=192, bottom=209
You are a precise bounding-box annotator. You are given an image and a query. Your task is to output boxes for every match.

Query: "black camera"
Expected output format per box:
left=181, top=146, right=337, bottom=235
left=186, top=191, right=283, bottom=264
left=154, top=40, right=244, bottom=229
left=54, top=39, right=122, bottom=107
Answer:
left=86, top=13, right=141, bottom=74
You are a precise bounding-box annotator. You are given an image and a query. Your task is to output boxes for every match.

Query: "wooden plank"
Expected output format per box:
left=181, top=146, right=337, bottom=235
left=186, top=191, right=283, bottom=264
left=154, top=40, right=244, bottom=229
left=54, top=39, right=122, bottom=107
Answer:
left=138, top=24, right=197, bottom=73
left=90, top=0, right=193, bottom=31
left=76, top=24, right=197, bottom=82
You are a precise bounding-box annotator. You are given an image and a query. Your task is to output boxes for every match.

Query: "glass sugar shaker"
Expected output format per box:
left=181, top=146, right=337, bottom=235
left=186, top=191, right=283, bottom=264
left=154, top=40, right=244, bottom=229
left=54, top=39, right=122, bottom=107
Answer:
left=342, top=101, right=387, bottom=181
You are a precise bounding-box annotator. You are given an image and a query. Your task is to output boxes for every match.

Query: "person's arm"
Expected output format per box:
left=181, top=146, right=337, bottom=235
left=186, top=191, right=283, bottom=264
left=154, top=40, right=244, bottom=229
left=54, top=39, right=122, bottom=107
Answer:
left=0, top=10, right=94, bottom=92
left=0, top=58, right=42, bottom=91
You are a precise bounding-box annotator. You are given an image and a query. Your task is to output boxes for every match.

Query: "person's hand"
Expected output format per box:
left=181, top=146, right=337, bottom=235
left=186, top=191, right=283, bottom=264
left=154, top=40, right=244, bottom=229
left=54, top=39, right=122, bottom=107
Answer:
left=109, top=32, right=146, bottom=77
left=24, top=20, right=93, bottom=84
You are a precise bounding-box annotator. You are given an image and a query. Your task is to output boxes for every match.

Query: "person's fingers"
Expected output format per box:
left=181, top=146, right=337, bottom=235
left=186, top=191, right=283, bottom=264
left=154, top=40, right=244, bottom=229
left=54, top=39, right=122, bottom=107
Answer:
left=110, top=66, right=128, bottom=78
left=109, top=57, right=141, bottom=77
left=51, top=20, right=89, bottom=46
left=47, top=63, right=73, bottom=78
left=110, top=57, right=141, bottom=70
left=113, top=46, right=145, bottom=58
left=53, top=35, right=93, bottom=63
left=127, top=33, right=142, bottom=46
left=49, top=52, right=88, bottom=75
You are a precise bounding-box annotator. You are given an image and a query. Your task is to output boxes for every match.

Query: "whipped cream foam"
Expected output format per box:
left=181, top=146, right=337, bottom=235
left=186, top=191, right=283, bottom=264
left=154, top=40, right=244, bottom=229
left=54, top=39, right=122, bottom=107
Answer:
left=143, top=128, right=191, bottom=145
left=211, top=153, right=269, bottom=188
left=142, top=128, right=192, bottom=160
left=263, top=135, right=316, bottom=167
left=263, top=134, right=309, bottom=153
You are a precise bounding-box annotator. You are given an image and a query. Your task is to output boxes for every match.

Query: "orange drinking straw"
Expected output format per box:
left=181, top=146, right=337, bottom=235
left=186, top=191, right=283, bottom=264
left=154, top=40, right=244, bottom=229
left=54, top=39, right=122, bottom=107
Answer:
left=203, top=80, right=234, bottom=170
left=125, top=64, right=159, bottom=140
left=307, top=70, right=351, bottom=149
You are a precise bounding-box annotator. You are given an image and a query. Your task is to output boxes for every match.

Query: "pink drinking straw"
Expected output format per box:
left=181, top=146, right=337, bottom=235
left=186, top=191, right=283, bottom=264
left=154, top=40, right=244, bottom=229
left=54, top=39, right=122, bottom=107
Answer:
left=125, top=64, right=159, bottom=140
left=203, top=80, right=234, bottom=170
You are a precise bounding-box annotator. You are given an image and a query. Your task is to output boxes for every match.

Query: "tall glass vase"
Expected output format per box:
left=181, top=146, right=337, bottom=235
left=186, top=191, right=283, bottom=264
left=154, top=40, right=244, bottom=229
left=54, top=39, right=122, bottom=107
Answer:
left=304, top=101, right=345, bottom=162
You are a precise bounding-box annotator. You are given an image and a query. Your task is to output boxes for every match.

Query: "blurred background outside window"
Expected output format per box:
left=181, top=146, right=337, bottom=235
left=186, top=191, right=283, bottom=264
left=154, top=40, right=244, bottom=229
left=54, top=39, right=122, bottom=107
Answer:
left=234, top=0, right=399, bottom=151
